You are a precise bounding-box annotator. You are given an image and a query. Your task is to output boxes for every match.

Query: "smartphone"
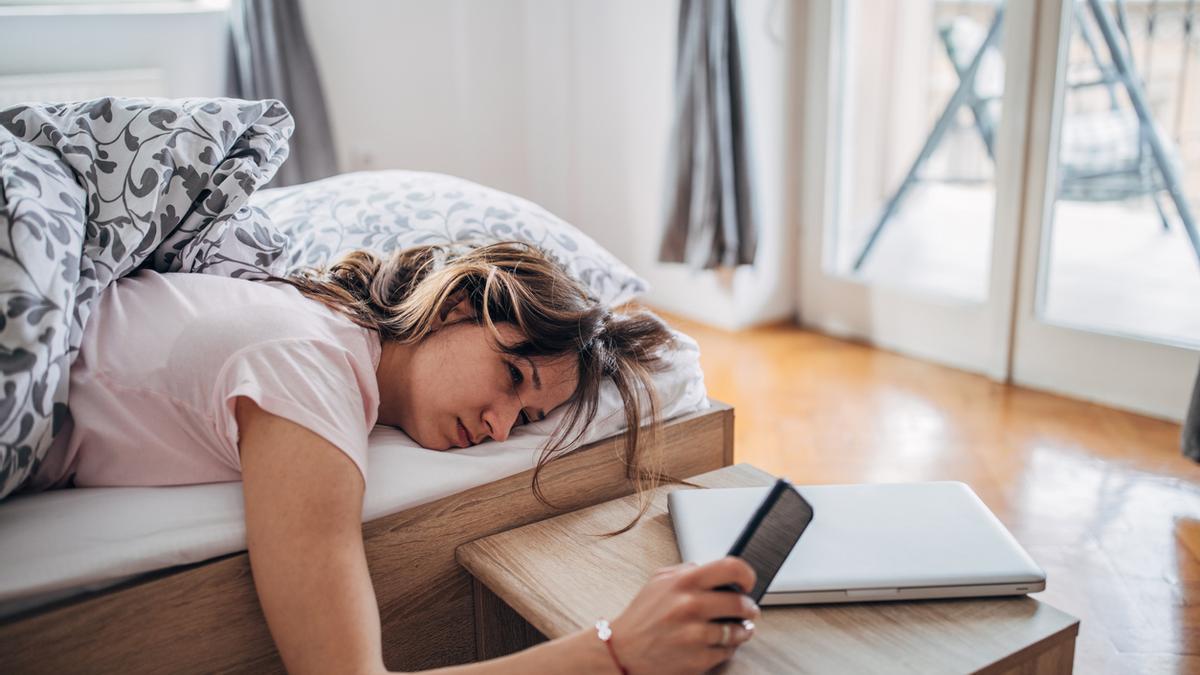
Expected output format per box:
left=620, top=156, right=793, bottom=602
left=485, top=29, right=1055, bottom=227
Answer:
left=718, top=478, right=814, bottom=604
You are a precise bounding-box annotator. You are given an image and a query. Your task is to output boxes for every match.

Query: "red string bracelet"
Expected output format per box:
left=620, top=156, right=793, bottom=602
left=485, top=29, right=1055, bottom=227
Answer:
left=594, top=619, right=629, bottom=675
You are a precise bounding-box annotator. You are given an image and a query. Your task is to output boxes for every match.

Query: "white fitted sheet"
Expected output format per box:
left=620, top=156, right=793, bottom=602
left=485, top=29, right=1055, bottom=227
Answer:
left=0, top=333, right=708, bottom=619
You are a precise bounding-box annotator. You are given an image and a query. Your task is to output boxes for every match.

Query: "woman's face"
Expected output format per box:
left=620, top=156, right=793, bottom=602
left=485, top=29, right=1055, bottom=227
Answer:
left=377, top=317, right=580, bottom=451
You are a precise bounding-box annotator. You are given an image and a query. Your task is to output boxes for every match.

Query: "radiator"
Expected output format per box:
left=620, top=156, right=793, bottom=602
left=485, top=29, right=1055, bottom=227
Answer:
left=0, top=68, right=168, bottom=109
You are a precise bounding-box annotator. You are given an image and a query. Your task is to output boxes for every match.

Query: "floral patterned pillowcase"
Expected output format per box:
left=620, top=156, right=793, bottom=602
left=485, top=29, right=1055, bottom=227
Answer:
left=248, top=170, right=649, bottom=307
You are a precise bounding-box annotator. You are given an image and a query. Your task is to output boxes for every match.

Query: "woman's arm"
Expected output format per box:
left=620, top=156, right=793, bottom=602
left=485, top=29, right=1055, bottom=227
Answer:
left=237, top=397, right=607, bottom=674
left=237, top=398, right=757, bottom=675
left=237, top=397, right=385, bottom=675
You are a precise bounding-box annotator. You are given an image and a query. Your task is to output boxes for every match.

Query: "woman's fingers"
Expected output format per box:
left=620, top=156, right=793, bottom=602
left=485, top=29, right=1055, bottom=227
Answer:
left=691, top=589, right=761, bottom=622
left=613, top=559, right=763, bottom=674
left=652, top=561, right=698, bottom=579
left=679, top=556, right=756, bottom=594
left=702, top=620, right=755, bottom=649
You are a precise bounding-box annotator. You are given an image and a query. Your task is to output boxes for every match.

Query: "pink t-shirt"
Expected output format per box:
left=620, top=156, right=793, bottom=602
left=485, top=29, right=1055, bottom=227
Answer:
left=26, top=271, right=381, bottom=491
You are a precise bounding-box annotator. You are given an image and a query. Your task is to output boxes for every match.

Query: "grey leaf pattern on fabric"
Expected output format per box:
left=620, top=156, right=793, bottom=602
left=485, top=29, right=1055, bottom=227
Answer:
left=248, top=171, right=648, bottom=306
left=0, top=99, right=648, bottom=501
left=0, top=97, right=294, bottom=499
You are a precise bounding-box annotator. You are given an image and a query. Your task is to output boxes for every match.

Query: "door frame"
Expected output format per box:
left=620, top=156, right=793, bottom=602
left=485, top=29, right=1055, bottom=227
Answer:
left=797, top=0, right=1040, bottom=381
left=1009, top=0, right=1200, bottom=421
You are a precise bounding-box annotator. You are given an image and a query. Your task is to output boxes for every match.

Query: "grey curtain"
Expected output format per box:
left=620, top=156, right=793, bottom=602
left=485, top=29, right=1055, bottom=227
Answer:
left=659, top=0, right=757, bottom=269
left=1185, top=367, right=1199, bottom=461
left=228, top=0, right=337, bottom=187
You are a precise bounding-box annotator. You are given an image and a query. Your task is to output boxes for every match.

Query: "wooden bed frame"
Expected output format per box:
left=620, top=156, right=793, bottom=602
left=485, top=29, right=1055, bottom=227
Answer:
left=0, top=402, right=733, bottom=674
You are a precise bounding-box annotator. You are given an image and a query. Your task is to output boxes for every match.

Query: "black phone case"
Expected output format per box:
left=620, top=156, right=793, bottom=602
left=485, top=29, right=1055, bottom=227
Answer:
left=715, top=479, right=813, bottom=620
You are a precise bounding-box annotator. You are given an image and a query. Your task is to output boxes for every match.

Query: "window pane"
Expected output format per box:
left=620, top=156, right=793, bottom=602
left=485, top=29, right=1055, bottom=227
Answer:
left=830, top=0, right=1005, bottom=303
left=1041, top=0, right=1200, bottom=348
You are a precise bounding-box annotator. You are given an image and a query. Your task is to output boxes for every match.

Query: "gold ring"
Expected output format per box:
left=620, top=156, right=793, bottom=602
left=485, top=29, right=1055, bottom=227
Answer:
left=718, top=622, right=732, bottom=647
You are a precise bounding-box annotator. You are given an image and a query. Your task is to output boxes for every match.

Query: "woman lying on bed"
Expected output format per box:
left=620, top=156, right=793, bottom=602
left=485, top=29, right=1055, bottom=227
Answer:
left=22, top=241, right=759, bottom=675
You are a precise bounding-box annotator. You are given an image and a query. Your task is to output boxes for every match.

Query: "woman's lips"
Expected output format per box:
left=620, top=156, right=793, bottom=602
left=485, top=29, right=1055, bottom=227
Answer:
left=456, top=418, right=470, bottom=448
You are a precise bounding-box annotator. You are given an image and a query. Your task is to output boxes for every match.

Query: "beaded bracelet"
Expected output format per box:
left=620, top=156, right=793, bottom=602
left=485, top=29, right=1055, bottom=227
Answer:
left=594, top=619, right=629, bottom=675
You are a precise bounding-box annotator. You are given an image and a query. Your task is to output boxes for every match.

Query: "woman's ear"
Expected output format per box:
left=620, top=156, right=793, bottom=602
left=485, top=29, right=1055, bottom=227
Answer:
left=432, top=294, right=475, bottom=330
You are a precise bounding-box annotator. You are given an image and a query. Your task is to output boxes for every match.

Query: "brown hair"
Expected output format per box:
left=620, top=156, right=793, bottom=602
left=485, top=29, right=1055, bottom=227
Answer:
left=271, top=241, right=677, bottom=532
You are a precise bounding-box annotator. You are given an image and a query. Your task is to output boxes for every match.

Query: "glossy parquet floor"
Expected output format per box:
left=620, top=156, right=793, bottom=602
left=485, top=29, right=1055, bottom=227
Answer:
left=657, top=311, right=1200, bottom=674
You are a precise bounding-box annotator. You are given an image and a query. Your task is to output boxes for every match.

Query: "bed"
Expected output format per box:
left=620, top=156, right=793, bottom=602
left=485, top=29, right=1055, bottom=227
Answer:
left=0, top=305, right=724, bottom=673
left=0, top=400, right=733, bottom=673
left=0, top=98, right=729, bottom=672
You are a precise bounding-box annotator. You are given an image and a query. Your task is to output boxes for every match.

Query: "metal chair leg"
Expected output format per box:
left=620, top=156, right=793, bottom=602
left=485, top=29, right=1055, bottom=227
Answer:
left=940, top=25, right=997, bottom=161
left=1152, top=190, right=1172, bottom=231
left=853, top=9, right=1005, bottom=272
left=1089, top=0, right=1200, bottom=268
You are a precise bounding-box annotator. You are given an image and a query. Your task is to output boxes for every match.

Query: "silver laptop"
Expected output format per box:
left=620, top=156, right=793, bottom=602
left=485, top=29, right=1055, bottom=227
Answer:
left=668, top=481, right=1045, bottom=604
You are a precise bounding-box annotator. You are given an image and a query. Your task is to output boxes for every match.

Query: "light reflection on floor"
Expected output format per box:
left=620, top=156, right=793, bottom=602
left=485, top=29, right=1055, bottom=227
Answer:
left=659, top=312, right=1200, bottom=673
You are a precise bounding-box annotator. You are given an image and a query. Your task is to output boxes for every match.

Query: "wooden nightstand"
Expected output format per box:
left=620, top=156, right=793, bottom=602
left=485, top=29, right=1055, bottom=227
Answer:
left=457, top=463, right=1080, bottom=673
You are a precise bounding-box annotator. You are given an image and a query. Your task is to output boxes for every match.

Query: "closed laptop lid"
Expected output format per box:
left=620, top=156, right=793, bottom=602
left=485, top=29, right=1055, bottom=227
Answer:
left=668, top=482, right=1045, bottom=593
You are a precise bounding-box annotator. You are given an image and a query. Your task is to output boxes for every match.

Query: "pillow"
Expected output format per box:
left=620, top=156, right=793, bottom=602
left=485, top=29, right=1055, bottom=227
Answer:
left=248, top=170, right=649, bottom=306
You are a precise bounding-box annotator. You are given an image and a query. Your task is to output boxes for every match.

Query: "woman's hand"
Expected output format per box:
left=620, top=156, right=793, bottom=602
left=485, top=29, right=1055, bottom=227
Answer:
left=608, top=557, right=760, bottom=675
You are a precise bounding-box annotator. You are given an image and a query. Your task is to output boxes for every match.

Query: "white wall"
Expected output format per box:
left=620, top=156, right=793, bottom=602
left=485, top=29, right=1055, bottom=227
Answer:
left=297, top=0, right=538, bottom=210
left=0, top=2, right=231, bottom=98
left=300, top=0, right=800, bottom=329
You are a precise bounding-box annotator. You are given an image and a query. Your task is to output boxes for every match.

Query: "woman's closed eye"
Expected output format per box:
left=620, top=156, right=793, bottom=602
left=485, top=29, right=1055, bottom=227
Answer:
left=506, top=362, right=524, bottom=389
left=507, top=362, right=530, bottom=427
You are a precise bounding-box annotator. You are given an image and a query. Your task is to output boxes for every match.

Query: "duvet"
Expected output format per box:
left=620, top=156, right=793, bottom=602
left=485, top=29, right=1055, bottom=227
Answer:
left=0, top=97, right=297, bottom=499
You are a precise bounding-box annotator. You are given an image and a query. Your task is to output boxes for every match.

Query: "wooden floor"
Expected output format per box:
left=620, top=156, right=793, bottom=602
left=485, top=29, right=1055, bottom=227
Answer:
left=658, top=312, right=1200, bottom=675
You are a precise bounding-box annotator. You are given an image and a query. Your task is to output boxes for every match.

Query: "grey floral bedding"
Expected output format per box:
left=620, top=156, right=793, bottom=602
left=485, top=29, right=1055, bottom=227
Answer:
left=0, top=98, right=295, bottom=499
left=0, top=97, right=648, bottom=500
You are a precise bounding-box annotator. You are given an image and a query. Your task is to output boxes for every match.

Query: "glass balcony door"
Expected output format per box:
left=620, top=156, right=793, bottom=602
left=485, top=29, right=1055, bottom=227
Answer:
left=799, top=0, right=1038, bottom=379
left=1012, top=0, right=1200, bottom=420
left=799, top=0, right=1198, bottom=420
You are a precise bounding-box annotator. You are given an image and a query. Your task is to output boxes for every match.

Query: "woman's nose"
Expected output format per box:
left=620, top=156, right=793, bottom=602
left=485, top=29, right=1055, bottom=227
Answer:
left=482, top=401, right=519, bottom=442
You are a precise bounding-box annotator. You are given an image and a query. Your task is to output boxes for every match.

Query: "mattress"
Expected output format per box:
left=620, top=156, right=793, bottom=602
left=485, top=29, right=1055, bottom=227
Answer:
left=0, top=332, right=707, bottom=620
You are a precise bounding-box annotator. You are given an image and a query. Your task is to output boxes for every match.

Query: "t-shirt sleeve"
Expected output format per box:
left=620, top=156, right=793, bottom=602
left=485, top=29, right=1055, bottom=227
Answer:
left=214, top=339, right=372, bottom=483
